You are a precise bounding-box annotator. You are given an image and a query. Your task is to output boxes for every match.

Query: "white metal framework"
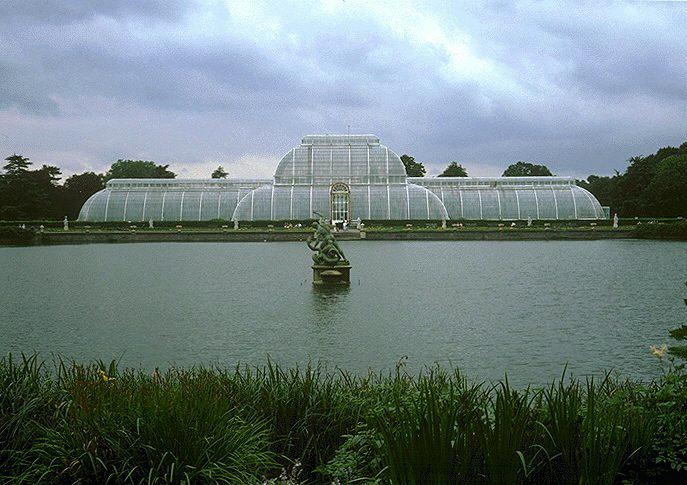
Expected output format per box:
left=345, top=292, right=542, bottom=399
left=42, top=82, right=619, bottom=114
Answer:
left=330, top=182, right=350, bottom=223
left=78, top=135, right=605, bottom=222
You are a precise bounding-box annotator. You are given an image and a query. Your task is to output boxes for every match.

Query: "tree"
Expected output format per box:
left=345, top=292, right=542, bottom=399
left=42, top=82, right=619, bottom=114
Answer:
left=400, top=154, right=426, bottom=177
left=643, top=154, right=687, bottom=217
left=577, top=174, right=620, bottom=209
left=59, top=172, right=104, bottom=219
left=580, top=141, right=687, bottom=217
left=211, top=166, right=228, bottom=179
left=438, top=161, right=468, bottom=177
left=64, top=172, right=104, bottom=199
left=3, top=154, right=31, bottom=176
left=104, top=160, right=176, bottom=181
left=0, top=156, right=64, bottom=219
left=502, top=161, right=553, bottom=177
left=616, top=155, right=659, bottom=216
left=37, top=165, right=62, bottom=184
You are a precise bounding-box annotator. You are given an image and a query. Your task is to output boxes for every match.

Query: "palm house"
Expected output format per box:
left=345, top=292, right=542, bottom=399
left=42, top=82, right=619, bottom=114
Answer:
left=78, top=134, right=605, bottom=223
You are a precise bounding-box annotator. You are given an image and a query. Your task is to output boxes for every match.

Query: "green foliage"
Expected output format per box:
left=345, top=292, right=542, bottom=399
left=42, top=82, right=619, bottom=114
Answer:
left=0, top=155, right=177, bottom=220
left=438, top=161, right=468, bottom=177
left=668, top=282, right=687, bottom=360
left=373, top=369, right=485, bottom=483
left=1, top=355, right=686, bottom=483
left=0, top=226, right=35, bottom=245
left=0, top=156, right=67, bottom=220
left=400, top=154, right=426, bottom=177
left=2, top=154, right=31, bottom=174
left=670, top=325, right=687, bottom=342
left=644, top=154, right=687, bottom=218
left=104, top=159, right=176, bottom=181
left=64, top=171, right=104, bottom=199
left=645, top=280, right=687, bottom=473
left=580, top=141, right=687, bottom=218
left=317, top=424, right=383, bottom=482
left=503, top=161, right=553, bottom=177
left=635, top=221, right=687, bottom=240
left=644, top=370, right=687, bottom=473
left=211, top=165, right=228, bottom=178
left=1, top=358, right=276, bottom=483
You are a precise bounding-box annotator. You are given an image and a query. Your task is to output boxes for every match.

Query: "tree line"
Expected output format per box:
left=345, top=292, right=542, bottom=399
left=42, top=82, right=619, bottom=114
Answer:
left=400, top=155, right=552, bottom=178
left=0, top=156, right=233, bottom=220
left=401, top=140, right=686, bottom=217
left=576, top=142, right=687, bottom=218
left=1, top=142, right=684, bottom=220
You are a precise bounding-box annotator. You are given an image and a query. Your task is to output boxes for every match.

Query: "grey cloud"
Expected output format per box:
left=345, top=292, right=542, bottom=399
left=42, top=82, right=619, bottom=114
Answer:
left=0, top=1, right=686, bottom=178
left=0, top=0, right=191, bottom=25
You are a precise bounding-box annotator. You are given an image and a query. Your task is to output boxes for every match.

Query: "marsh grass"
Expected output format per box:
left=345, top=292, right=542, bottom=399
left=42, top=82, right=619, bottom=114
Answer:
left=0, top=355, right=683, bottom=483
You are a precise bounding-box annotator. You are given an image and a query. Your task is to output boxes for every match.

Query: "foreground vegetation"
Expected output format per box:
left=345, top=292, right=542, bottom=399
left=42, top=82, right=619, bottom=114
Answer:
left=1, top=354, right=686, bottom=484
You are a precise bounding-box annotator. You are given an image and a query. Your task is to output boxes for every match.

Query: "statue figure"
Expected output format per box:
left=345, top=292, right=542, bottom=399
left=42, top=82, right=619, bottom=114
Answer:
left=149, top=218, right=154, bottom=229
left=307, top=212, right=348, bottom=266
left=63, top=216, right=69, bottom=231
left=613, top=213, right=619, bottom=228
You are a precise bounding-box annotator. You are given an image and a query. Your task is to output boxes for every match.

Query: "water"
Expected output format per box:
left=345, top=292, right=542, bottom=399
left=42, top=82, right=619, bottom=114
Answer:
left=1, top=240, right=685, bottom=386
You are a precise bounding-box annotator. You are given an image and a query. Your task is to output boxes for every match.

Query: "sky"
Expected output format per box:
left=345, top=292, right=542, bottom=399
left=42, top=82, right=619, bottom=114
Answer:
left=1, top=0, right=686, bottom=180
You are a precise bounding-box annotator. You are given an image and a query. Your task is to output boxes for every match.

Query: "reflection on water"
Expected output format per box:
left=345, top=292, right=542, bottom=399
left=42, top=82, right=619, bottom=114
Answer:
left=311, top=284, right=352, bottom=299
left=310, top=285, right=352, bottom=326
left=1, top=240, right=686, bottom=385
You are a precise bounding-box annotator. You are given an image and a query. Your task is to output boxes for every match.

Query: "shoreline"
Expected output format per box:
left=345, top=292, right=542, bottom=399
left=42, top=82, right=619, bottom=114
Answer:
left=14, top=228, right=639, bottom=245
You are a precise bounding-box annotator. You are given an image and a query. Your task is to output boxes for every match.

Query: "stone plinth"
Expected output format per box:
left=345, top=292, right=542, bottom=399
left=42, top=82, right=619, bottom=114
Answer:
left=312, top=264, right=351, bottom=285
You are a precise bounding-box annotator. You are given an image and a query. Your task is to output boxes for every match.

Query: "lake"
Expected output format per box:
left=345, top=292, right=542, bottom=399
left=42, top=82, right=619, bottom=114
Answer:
left=1, top=240, right=685, bottom=386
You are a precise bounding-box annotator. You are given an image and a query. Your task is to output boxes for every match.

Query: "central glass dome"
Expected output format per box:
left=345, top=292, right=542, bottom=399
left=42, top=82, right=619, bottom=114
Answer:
left=272, top=134, right=408, bottom=186
left=232, top=134, right=448, bottom=221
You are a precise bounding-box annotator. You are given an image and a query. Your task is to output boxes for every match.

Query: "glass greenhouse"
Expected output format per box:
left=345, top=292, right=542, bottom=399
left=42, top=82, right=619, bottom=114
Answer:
left=78, top=134, right=605, bottom=222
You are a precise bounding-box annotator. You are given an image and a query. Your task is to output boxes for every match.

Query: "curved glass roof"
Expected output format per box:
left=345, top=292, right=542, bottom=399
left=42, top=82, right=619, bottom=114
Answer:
left=78, top=135, right=606, bottom=222
left=423, top=185, right=603, bottom=220
left=273, top=134, right=407, bottom=186
left=232, top=183, right=447, bottom=221
left=411, top=177, right=604, bottom=219
left=78, top=180, right=268, bottom=222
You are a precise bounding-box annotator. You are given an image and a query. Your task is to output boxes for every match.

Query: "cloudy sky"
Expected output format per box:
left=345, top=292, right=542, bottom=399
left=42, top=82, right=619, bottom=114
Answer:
left=1, top=1, right=686, bottom=179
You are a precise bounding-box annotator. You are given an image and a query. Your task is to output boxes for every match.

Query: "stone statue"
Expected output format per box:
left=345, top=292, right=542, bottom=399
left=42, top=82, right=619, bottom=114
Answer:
left=613, top=213, right=619, bottom=228
left=527, top=216, right=533, bottom=227
left=307, top=212, right=348, bottom=266
left=63, top=216, right=69, bottom=231
left=149, top=218, right=154, bottom=229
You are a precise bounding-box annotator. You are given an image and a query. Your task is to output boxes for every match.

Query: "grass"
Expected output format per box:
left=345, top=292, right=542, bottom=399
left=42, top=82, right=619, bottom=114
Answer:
left=1, top=354, right=686, bottom=483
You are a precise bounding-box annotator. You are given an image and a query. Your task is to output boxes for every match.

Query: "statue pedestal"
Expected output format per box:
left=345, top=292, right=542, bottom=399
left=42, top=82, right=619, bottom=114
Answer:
left=312, top=264, right=351, bottom=285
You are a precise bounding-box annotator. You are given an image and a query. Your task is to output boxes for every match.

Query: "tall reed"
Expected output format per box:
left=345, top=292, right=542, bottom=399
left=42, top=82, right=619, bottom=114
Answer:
left=0, top=354, right=679, bottom=483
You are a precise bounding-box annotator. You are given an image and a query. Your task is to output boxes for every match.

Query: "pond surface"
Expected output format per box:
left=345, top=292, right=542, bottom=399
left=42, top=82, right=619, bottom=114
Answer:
left=1, top=240, right=685, bottom=385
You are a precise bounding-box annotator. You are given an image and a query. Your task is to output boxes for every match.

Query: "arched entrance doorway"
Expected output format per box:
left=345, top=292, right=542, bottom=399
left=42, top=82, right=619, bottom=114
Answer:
left=330, top=182, right=350, bottom=225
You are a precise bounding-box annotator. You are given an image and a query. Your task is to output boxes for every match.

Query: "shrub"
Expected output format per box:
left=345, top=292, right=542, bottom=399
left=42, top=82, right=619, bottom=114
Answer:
left=0, top=226, right=35, bottom=245
left=635, top=220, right=687, bottom=240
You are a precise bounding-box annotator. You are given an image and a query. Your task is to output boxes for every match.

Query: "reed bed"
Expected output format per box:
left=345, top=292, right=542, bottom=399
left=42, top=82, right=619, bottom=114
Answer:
left=1, top=354, right=685, bottom=484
